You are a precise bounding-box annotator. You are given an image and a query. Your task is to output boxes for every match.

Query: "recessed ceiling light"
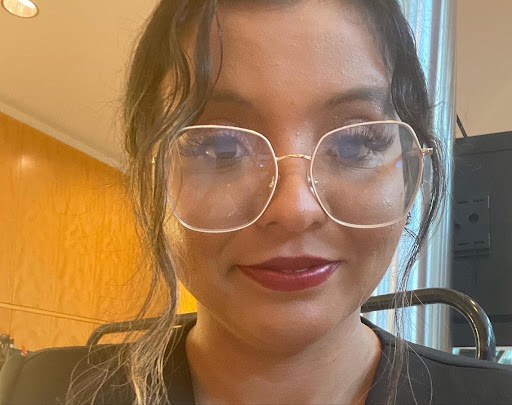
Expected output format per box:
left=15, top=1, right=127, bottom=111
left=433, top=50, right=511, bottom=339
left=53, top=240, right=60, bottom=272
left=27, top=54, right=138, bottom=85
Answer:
left=1, top=0, right=38, bottom=18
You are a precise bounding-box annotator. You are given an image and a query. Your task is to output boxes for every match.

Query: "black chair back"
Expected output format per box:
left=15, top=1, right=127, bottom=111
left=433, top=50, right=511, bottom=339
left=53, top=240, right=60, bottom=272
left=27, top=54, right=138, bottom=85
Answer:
left=87, top=288, right=496, bottom=362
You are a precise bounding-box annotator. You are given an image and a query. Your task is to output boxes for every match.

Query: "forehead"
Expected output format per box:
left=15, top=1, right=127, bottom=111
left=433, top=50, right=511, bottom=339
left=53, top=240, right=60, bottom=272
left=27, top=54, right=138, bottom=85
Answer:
left=207, top=0, right=389, bottom=111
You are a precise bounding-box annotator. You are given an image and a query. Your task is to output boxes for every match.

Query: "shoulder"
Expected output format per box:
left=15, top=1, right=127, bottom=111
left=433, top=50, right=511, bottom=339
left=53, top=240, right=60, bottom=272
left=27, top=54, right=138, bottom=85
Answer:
left=0, top=343, right=131, bottom=405
left=366, top=321, right=512, bottom=404
left=404, top=340, right=512, bottom=404
left=0, top=321, right=195, bottom=405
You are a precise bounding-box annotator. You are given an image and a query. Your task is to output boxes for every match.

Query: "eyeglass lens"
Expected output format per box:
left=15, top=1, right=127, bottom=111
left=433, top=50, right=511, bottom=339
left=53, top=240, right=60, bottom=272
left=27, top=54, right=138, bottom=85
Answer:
left=168, top=123, right=422, bottom=232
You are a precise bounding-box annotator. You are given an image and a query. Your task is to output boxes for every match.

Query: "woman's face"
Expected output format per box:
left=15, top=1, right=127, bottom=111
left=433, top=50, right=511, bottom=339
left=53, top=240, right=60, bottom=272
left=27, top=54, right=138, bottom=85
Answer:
left=168, top=0, right=405, bottom=351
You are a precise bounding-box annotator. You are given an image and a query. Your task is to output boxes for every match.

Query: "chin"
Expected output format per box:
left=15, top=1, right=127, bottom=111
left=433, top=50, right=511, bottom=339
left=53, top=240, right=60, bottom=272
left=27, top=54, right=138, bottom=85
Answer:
left=259, top=320, right=336, bottom=355
left=220, top=297, right=360, bottom=356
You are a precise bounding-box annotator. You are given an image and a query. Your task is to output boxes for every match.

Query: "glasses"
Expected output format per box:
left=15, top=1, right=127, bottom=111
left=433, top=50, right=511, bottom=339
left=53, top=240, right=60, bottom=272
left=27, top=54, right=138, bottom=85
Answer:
left=164, top=120, right=433, bottom=233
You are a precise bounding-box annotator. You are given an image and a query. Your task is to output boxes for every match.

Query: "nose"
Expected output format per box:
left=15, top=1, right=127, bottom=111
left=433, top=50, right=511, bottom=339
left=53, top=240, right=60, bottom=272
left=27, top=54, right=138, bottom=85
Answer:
left=256, top=156, right=327, bottom=233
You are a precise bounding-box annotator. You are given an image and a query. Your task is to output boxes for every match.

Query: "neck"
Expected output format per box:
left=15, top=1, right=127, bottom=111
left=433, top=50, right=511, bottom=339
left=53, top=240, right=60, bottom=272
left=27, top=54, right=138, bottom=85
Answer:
left=185, top=309, right=381, bottom=405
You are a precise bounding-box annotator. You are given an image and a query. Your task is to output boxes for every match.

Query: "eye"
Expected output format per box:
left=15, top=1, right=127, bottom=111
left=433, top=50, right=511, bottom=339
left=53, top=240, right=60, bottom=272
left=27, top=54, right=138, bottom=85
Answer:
left=324, top=125, right=395, bottom=167
left=334, top=135, right=366, bottom=159
left=202, top=133, right=249, bottom=160
left=175, top=128, right=254, bottom=173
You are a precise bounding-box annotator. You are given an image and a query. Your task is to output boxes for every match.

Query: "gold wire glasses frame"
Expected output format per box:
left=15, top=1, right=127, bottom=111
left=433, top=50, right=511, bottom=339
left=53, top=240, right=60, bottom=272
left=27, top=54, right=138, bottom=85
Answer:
left=154, top=120, right=434, bottom=233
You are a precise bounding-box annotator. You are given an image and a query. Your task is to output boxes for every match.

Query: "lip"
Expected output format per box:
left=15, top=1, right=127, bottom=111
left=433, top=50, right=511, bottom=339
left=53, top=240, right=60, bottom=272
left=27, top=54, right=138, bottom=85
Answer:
left=245, top=256, right=337, bottom=271
left=238, top=256, right=341, bottom=292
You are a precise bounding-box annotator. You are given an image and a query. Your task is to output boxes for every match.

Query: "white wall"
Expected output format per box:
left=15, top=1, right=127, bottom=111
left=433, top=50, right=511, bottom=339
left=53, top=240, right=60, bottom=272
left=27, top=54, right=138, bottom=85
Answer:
left=456, top=0, right=512, bottom=137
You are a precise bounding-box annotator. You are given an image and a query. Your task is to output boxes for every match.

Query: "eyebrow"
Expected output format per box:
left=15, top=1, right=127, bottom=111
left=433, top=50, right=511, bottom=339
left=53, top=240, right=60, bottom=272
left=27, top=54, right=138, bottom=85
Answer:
left=209, top=86, right=394, bottom=114
left=209, top=89, right=254, bottom=107
left=324, top=86, right=391, bottom=110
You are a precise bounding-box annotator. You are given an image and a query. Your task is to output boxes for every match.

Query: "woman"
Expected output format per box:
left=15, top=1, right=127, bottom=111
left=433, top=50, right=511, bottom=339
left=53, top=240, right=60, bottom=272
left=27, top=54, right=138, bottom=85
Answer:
left=2, top=0, right=512, bottom=404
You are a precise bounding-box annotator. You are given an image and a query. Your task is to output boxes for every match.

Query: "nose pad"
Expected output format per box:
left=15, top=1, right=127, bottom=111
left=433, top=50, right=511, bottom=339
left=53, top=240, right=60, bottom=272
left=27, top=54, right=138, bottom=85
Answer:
left=267, top=154, right=322, bottom=208
left=306, top=173, right=318, bottom=196
left=255, top=153, right=331, bottom=231
left=269, top=176, right=276, bottom=189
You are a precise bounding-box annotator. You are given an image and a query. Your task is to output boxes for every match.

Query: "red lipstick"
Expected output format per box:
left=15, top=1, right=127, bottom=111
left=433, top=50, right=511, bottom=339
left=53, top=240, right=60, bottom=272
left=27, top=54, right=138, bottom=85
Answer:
left=238, top=257, right=340, bottom=292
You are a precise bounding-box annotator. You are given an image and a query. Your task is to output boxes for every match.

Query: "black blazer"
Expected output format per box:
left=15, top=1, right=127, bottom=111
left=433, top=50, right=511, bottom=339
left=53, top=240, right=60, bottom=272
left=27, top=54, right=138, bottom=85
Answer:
left=2, top=319, right=512, bottom=404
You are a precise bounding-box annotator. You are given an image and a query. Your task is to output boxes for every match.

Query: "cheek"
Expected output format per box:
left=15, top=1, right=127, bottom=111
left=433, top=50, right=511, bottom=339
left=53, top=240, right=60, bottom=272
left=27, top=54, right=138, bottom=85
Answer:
left=313, top=161, right=408, bottom=226
left=165, top=216, right=230, bottom=296
left=345, top=220, right=405, bottom=297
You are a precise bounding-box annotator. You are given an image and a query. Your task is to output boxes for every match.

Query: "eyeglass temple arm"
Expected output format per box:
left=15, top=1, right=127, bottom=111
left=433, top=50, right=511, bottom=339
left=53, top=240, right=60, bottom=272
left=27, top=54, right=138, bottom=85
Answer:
left=406, top=148, right=434, bottom=157
left=421, top=147, right=434, bottom=156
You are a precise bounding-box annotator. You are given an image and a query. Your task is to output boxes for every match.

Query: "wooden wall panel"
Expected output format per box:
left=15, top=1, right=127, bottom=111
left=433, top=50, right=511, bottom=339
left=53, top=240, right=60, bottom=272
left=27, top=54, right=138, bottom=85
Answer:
left=92, top=184, right=147, bottom=322
left=10, top=311, right=96, bottom=351
left=53, top=183, right=110, bottom=318
left=1, top=112, right=197, bottom=350
left=52, top=161, right=104, bottom=317
left=7, top=116, right=142, bottom=319
left=0, top=114, right=22, bottom=304
left=12, top=123, right=65, bottom=311
left=179, top=284, right=197, bottom=314
left=0, top=309, right=12, bottom=335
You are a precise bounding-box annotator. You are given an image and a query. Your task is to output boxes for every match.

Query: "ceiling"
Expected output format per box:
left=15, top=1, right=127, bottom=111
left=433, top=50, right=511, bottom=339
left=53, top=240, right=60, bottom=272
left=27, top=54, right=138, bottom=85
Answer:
left=0, top=1, right=511, bottom=170
left=0, top=0, right=158, bottom=169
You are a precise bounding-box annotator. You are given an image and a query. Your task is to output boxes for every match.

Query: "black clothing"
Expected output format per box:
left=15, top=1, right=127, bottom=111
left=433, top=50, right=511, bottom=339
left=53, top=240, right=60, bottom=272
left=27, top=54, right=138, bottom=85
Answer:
left=1, top=318, right=512, bottom=404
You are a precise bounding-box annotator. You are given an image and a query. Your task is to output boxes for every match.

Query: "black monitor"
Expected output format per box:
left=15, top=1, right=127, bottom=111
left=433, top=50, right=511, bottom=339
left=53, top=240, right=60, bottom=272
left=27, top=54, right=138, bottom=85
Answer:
left=451, top=131, right=512, bottom=347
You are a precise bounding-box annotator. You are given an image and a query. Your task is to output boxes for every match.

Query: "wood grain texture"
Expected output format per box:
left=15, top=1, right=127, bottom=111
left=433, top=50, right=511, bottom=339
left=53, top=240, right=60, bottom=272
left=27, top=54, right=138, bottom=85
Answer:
left=12, top=121, right=66, bottom=311
left=179, top=283, right=198, bottom=314
left=0, top=114, right=22, bottom=304
left=2, top=112, right=198, bottom=349
left=10, top=310, right=96, bottom=351
left=0, top=308, right=12, bottom=335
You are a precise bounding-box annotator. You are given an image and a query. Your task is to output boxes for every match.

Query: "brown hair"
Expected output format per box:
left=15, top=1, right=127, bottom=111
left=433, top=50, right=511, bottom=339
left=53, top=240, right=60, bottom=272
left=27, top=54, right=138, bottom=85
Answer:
left=65, top=1, right=444, bottom=404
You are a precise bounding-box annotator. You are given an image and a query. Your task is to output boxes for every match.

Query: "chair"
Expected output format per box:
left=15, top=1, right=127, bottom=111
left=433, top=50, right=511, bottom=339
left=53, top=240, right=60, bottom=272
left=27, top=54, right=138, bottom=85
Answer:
left=362, top=288, right=496, bottom=362
left=86, top=288, right=497, bottom=362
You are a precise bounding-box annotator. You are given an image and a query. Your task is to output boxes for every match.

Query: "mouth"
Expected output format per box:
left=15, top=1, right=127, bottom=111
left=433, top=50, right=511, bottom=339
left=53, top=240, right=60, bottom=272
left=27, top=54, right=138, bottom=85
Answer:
left=238, top=256, right=341, bottom=292
left=246, top=256, right=337, bottom=271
